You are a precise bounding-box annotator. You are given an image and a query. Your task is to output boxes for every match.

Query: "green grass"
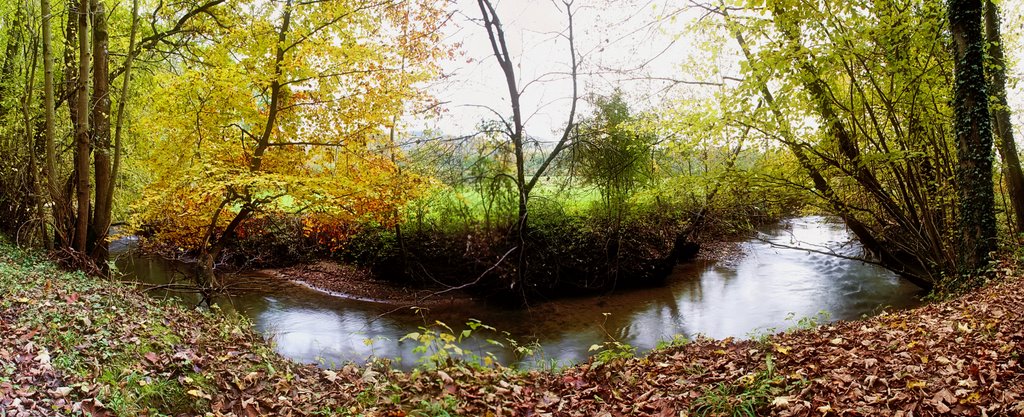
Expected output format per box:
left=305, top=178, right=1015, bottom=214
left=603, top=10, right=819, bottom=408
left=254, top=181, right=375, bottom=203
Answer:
left=690, top=354, right=802, bottom=417
left=405, top=180, right=605, bottom=228
left=411, top=395, right=460, bottom=417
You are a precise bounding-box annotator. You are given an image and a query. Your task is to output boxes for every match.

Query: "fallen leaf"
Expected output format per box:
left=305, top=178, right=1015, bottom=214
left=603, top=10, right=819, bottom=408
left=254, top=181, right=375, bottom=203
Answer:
left=540, top=391, right=560, bottom=407
left=187, top=389, right=212, bottom=400
left=34, top=349, right=51, bottom=365
left=361, top=368, right=379, bottom=384
left=933, top=388, right=955, bottom=404
left=772, top=396, right=793, bottom=407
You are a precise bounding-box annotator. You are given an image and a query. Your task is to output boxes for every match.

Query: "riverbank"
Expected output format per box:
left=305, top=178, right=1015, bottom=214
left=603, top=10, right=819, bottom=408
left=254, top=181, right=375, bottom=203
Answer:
left=259, top=239, right=742, bottom=306
left=262, top=261, right=479, bottom=306
left=3, top=239, right=1022, bottom=416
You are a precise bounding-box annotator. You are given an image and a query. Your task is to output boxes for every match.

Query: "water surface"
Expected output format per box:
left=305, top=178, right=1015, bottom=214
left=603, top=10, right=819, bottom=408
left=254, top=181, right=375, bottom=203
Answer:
left=114, top=216, right=923, bottom=368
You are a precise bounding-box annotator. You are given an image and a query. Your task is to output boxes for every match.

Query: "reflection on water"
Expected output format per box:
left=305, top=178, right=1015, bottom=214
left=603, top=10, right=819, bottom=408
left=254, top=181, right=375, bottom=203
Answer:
left=115, top=216, right=923, bottom=369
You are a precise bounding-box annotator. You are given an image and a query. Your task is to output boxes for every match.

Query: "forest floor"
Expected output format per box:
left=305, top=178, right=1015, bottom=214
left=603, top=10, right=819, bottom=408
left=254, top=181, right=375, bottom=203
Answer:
left=2, top=239, right=1023, bottom=417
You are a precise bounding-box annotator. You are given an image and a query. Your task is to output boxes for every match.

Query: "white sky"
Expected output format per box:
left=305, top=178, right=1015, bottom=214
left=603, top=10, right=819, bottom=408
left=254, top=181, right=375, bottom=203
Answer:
left=1004, top=3, right=1024, bottom=142
left=415, top=0, right=685, bottom=140
left=414, top=0, right=1024, bottom=148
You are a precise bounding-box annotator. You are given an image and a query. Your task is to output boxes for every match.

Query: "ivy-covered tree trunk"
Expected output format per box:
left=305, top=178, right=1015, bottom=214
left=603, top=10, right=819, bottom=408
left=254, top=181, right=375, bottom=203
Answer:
left=21, top=22, right=44, bottom=248
left=108, top=0, right=139, bottom=243
left=53, top=1, right=80, bottom=249
left=42, top=0, right=57, bottom=251
left=0, top=5, right=23, bottom=120
left=984, top=0, right=1024, bottom=237
left=73, top=0, right=91, bottom=253
left=0, top=6, right=25, bottom=236
left=91, top=0, right=112, bottom=268
left=948, top=0, right=996, bottom=280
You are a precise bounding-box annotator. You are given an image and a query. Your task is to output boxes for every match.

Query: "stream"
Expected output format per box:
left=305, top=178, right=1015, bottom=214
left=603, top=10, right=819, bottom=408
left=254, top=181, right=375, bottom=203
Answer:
left=113, top=216, right=924, bottom=369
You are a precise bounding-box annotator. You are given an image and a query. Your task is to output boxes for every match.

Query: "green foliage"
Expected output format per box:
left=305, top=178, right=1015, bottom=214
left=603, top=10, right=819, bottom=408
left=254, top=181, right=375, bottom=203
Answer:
left=690, top=354, right=791, bottom=417
left=588, top=313, right=638, bottom=368
left=655, top=0, right=991, bottom=286
left=395, top=312, right=561, bottom=374
left=97, top=370, right=206, bottom=416
left=747, top=311, right=833, bottom=345
left=587, top=341, right=637, bottom=368
left=569, top=90, right=657, bottom=220
left=411, top=395, right=461, bottom=417
left=401, top=319, right=476, bottom=368
left=400, top=316, right=537, bottom=370
left=784, top=310, right=831, bottom=333
left=654, top=72, right=809, bottom=235
left=402, top=129, right=604, bottom=235
left=655, top=334, right=690, bottom=350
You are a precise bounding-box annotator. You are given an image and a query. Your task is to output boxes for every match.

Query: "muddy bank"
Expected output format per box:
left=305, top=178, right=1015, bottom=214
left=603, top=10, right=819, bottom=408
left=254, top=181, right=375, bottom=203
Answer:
left=261, top=261, right=482, bottom=307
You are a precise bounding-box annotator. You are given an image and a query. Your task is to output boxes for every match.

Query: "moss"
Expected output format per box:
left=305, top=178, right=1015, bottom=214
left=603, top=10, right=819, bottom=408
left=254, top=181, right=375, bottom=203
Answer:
left=0, top=241, right=230, bottom=415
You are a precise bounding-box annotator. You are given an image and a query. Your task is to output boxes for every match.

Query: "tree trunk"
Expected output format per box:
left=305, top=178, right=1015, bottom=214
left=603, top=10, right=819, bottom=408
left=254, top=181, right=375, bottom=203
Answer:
left=477, top=0, right=579, bottom=292
left=948, top=0, right=997, bottom=278
left=73, top=0, right=91, bottom=253
left=197, top=205, right=252, bottom=289
left=22, top=26, right=44, bottom=248
left=90, top=1, right=112, bottom=268
left=53, top=1, right=79, bottom=248
left=477, top=0, right=529, bottom=290
left=984, top=0, right=1024, bottom=237
left=248, top=0, right=291, bottom=172
left=41, top=0, right=56, bottom=251
left=108, top=0, right=138, bottom=229
left=197, top=0, right=291, bottom=286
left=0, top=5, right=24, bottom=127
left=724, top=9, right=933, bottom=288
